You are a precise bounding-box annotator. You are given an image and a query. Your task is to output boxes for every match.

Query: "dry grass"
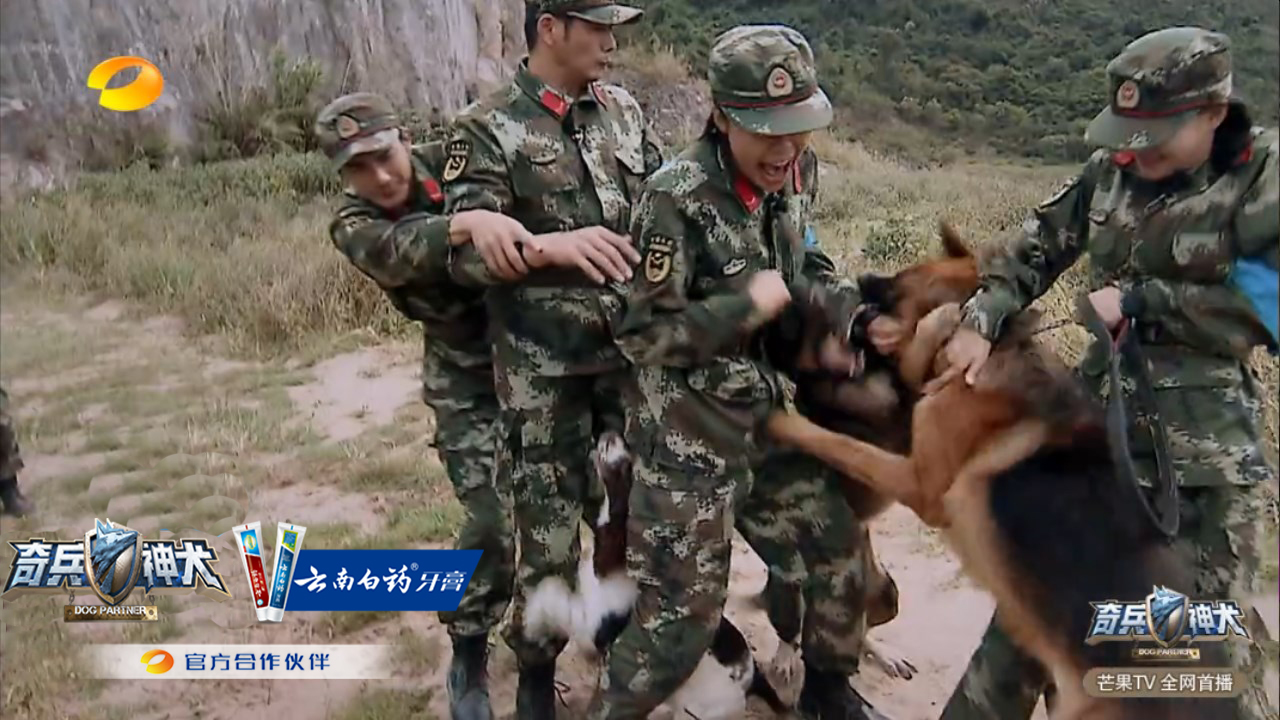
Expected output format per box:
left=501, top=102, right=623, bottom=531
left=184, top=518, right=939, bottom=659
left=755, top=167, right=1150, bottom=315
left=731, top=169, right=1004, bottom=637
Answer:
left=0, top=153, right=404, bottom=358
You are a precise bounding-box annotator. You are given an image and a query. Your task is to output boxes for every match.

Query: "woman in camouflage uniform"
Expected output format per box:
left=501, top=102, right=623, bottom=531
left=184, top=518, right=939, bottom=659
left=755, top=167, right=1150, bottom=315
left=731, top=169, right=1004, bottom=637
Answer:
left=588, top=24, right=897, bottom=720
left=937, top=27, right=1278, bottom=720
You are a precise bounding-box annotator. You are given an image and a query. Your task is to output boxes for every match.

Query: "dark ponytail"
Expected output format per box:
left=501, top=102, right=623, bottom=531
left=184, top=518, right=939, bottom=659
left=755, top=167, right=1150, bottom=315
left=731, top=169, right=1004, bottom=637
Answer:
left=1210, top=102, right=1254, bottom=173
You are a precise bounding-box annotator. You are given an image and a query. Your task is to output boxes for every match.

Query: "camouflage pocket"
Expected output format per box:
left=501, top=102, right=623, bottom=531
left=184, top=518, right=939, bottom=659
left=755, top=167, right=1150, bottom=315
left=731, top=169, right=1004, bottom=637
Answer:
left=1169, top=230, right=1233, bottom=283
left=1134, top=354, right=1271, bottom=487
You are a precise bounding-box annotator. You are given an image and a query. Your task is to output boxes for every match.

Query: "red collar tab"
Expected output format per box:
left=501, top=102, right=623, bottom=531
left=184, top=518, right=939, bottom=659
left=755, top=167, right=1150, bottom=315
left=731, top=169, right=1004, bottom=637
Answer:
left=539, top=89, right=569, bottom=119
left=1112, top=151, right=1135, bottom=167
left=733, top=173, right=763, bottom=213
left=422, top=176, right=444, bottom=204
left=590, top=83, right=608, bottom=107
left=1235, top=142, right=1254, bottom=167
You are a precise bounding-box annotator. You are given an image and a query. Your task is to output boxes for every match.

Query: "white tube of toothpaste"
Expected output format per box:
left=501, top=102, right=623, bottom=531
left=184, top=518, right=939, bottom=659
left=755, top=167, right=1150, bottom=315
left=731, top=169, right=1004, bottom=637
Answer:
left=265, top=522, right=306, bottom=623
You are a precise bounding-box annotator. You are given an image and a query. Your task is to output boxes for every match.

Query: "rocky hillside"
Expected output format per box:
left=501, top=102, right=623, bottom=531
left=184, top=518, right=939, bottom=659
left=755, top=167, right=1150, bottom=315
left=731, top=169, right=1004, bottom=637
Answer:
left=0, top=0, right=525, bottom=188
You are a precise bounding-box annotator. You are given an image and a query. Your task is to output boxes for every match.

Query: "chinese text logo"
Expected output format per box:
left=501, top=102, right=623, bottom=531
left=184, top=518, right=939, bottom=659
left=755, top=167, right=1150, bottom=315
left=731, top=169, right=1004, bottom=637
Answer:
left=3, top=518, right=232, bottom=607
left=1086, top=586, right=1249, bottom=646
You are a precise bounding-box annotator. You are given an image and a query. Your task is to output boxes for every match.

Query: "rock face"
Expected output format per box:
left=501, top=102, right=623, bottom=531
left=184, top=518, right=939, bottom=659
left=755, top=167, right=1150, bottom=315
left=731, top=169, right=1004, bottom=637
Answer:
left=0, top=0, right=526, bottom=185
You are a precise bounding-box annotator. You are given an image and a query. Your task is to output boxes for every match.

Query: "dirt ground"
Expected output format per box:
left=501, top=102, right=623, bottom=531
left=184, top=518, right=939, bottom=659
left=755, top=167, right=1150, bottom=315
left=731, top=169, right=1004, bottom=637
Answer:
left=0, top=292, right=1276, bottom=720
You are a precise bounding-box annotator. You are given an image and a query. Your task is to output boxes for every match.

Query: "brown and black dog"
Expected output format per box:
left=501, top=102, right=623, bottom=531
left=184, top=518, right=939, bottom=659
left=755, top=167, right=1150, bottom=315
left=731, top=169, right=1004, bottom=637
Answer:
left=769, top=225, right=1230, bottom=720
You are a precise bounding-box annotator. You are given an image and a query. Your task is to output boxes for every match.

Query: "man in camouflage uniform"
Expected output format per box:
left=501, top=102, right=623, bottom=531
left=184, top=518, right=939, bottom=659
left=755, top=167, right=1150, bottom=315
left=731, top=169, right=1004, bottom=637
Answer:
left=937, top=27, right=1278, bottom=720
left=316, top=92, right=535, bottom=720
left=441, top=3, right=662, bottom=716
left=0, top=386, right=35, bottom=516
left=589, top=25, right=893, bottom=720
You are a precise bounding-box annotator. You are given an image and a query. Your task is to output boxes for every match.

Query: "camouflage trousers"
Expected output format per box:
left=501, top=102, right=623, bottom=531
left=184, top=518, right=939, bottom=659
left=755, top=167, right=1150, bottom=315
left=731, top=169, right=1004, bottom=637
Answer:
left=0, top=386, right=22, bottom=480
left=496, top=364, right=619, bottom=667
left=941, top=355, right=1278, bottom=719
left=421, top=348, right=514, bottom=639
left=587, top=449, right=873, bottom=718
left=738, top=450, right=871, bottom=676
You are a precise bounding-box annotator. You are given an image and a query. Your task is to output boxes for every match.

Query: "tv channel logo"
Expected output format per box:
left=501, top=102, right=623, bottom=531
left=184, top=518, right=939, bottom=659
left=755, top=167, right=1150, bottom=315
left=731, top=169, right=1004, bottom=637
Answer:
left=141, top=649, right=174, bottom=674
left=86, top=56, right=163, bottom=112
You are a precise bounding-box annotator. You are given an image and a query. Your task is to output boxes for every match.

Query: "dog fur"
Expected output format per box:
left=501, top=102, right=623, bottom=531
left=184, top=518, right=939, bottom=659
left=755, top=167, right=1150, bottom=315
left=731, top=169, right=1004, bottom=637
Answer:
left=767, top=223, right=1231, bottom=720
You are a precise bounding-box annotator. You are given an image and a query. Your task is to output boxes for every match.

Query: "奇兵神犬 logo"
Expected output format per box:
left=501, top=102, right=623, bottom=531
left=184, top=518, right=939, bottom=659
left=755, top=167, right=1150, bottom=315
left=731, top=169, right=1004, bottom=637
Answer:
left=1085, top=586, right=1250, bottom=660
left=3, top=518, right=231, bottom=621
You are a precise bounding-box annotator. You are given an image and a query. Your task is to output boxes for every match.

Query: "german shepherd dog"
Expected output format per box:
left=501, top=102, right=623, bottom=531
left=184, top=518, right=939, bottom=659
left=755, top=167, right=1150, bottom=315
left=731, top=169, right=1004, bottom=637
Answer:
left=768, top=225, right=1230, bottom=720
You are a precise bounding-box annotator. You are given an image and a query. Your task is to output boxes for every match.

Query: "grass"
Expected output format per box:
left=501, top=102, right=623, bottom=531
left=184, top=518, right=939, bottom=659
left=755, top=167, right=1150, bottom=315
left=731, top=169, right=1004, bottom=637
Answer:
left=320, top=610, right=395, bottom=638
left=393, top=628, right=444, bottom=675
left=335, top=689, right=437, bottom=720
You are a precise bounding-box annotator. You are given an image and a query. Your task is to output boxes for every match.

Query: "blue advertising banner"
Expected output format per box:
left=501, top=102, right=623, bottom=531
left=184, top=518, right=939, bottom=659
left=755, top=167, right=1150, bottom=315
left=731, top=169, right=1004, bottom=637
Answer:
left=282, top=550, right=481, bottom=612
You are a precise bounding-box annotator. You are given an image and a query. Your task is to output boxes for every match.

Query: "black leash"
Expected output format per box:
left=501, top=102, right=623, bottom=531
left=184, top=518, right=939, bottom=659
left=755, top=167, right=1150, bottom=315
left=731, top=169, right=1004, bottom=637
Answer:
left=1076, top=294, right=1180, bottom=540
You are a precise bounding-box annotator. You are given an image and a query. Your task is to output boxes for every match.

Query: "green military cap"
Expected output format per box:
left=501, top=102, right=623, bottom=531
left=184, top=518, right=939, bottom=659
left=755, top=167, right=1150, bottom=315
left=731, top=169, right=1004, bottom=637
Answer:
left=526, top=0, right=642, bottom=26
left=314, top=92, right=403, bottom=170
left=1086, top=27, right=1236, bottom=151
left=709, top=25, right=832, bottom=136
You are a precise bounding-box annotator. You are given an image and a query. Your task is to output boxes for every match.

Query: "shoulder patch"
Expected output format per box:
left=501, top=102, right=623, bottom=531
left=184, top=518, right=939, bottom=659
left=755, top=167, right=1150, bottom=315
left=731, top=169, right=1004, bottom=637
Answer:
left=643, top=236, right=676, bottom=284
left=722, top=257, right=747, bottom=276
left=442, top=139, right=470, bottom=183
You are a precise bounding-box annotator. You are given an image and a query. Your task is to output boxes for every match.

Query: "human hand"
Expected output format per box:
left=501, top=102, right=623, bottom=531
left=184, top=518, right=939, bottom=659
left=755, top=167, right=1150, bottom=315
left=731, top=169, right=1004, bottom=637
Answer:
left=534, top=226, right=639, bottom=284
left=924, top=326, right=992, bottom=393
left=450, top=210, right=537, bottom=281
left=1088, top=286, right=1125, bottom=332
left=747, top=270, right=791, bottom=319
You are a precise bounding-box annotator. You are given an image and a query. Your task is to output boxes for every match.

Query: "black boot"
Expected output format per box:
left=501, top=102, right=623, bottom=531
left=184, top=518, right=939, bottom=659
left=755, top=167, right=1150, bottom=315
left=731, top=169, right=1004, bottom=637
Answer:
left=515, top=660, right=557, bottom=720
left=447, top=633, right=492, bottom=720
left=0, top=475, right=34, bottom=517
left=798, top=664, right=891, bottom=720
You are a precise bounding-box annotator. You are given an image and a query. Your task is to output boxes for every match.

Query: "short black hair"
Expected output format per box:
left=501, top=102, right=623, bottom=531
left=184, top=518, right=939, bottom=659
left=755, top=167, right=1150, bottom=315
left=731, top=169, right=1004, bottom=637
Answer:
left=525, top=6, right=540, bottom=51
left=525, top=7, right=577, bottom=52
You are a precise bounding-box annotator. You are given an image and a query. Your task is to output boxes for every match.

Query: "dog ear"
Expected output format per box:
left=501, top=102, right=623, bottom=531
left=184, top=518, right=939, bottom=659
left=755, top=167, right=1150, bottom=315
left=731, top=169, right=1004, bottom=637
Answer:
left=858, top=273, right=896, bottom=306
left=939, top=221, right=971, bottom=259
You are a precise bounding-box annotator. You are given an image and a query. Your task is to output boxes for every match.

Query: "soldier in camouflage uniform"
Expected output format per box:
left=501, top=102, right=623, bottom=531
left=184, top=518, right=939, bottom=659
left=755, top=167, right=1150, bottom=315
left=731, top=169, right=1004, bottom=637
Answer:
left=441, top=3, right=662, bottom=716
left=937, top=27, right=1278, bottom=720
left=0, top=386, right=35, bottom=517
left=316, top=92, right=538, bottom=720
left=588, top=25, right=896, bottom=720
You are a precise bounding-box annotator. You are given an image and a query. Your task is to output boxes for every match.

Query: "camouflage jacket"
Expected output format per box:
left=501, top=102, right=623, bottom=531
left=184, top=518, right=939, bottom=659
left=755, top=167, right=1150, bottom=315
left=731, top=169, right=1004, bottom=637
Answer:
left=963, top=126, right=1278, bottom=368
left=614, top=137, right=860, bottom=474
left=443, top=60, right=663, bottom=376
left=329, top=146, right=491, bottom=370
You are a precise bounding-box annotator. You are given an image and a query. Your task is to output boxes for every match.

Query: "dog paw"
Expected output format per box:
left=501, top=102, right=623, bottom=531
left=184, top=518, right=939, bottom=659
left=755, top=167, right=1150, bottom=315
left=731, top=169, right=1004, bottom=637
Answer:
left=864, top=637, right=917, bottom=680
left=766, top=640, right=804, bottom=700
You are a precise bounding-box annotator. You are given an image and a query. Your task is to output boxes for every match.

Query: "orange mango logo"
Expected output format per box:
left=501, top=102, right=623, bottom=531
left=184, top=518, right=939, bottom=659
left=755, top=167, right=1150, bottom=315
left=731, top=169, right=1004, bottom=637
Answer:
left=87, top=56, right=164, bottom=112
left=140, top=649, right=174, bottom=674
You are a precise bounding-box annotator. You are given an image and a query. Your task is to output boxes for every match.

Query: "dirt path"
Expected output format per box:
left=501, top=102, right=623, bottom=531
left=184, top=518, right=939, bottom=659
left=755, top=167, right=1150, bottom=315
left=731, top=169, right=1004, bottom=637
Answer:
left=1, top=291, right=1275, bottom=720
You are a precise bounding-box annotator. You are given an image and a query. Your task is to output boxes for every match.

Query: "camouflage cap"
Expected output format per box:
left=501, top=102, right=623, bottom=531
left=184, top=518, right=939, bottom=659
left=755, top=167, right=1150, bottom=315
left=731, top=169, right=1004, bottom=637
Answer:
left=526, top=0, right=642, bottom=26
left=314, top=93, right=402, bottom=170
left=709, top=25, right=832, bottom=136
left=1086, top=27, right=1235, bottom=151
